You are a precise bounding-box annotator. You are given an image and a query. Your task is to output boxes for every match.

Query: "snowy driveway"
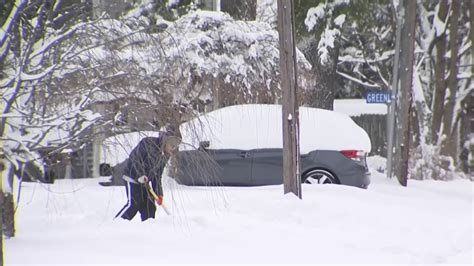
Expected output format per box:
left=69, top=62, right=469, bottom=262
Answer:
left=6, top=163, right=473, bottom=265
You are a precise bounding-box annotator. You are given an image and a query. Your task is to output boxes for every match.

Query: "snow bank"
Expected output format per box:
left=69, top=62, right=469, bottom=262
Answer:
left=6, top=169, right=473, bottom=264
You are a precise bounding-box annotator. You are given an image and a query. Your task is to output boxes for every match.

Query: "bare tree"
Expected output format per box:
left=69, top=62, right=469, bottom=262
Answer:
left=409, top=0, right=472, bottom=180
left=440, top=0, right=461, bottom=159
left=0, top=0, right=104, bottom=239
left=431, top=0, right=449, bottom=144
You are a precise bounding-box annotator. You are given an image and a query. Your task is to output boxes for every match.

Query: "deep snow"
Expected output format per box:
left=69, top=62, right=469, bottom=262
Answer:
left=5, top=158, right=473, bottom=265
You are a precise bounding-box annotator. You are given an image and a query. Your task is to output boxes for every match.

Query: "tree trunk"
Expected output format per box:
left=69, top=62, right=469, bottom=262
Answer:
left=0, top=180, right=3, bottom=266
left=440, top=0, right=461, bottom=162
left=471, top=0, right=474, bottom=82
left=395, top=0, right=416, bottom=186
left=0, top=189, right=14, bottom=266
left=301, top=40, right=339, bottom=110
left=2, top=164, right=16, bottom=238
left=221, top=0, right=257, bottom=20
left=2, top=193, right=15, bottom=238
left=431, top=0, right=448, bottom=144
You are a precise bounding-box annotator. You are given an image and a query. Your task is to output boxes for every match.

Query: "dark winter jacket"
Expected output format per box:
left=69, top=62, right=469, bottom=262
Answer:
left=125, top=137, right=169, bottom=196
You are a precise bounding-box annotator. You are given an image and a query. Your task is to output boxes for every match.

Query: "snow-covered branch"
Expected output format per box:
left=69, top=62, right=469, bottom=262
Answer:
left=336, top=71, right=381, bottom=88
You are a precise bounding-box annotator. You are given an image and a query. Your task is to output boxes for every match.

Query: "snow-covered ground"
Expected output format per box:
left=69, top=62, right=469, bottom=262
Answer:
left=6, top=158, right=473, bottom=265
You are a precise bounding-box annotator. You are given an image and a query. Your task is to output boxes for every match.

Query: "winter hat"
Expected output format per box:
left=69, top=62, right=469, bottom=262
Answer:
left=161, top=125, right=181, bottom=148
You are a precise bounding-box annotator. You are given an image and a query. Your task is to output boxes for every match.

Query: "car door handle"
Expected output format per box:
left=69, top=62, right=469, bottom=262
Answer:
left=239, top=151, right=249, bottom=158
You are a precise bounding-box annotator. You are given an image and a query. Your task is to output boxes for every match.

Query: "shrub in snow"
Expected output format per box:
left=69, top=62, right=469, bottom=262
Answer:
left=410, top=145, right=460, bottom=181
left=158, top=10, right=312, bottom=105
left=367, top=155, right=387, bottom=174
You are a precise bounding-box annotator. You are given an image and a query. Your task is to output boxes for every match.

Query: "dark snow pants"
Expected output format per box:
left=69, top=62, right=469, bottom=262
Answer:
left=115, top=180, right=156, bottom=221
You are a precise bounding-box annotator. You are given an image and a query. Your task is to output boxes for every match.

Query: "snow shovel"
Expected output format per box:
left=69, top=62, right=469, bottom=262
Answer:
left=144, top=181, right=171, bottom=216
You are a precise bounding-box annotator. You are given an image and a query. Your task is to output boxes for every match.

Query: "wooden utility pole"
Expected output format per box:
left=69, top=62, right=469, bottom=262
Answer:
left=277, top=0, right=301, bottom=198
left=386, top=0, right=403, bottom=179
left=395, top=0, right=417, bottom=186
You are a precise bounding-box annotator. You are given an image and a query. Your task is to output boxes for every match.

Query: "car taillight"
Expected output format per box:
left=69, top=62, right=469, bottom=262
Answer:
left=340, top=150, right=365, bottom=162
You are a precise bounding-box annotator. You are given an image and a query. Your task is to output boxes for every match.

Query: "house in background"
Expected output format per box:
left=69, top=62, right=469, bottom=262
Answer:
left=38, top=90, right=162, bottom=181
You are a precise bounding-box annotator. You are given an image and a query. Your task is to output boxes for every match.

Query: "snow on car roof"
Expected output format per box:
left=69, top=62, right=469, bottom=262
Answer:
left=179, top=104, right=371, bottom=153
left=101, top=105, right=372, bottom=165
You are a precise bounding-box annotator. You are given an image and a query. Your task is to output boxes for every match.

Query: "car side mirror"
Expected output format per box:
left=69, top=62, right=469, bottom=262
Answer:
left=199, top=141, right=210, bottom=150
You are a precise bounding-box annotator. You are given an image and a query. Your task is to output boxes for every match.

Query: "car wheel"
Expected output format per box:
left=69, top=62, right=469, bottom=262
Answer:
left=303, top=169, right=337, bottom=184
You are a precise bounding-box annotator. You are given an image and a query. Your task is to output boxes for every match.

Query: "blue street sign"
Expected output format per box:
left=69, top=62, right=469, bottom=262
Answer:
left=366, top=91, right=391, bottom=104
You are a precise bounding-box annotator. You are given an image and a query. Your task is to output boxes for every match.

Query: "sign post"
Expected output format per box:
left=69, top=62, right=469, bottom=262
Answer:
left=387, top=0, right=403, bottom=179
